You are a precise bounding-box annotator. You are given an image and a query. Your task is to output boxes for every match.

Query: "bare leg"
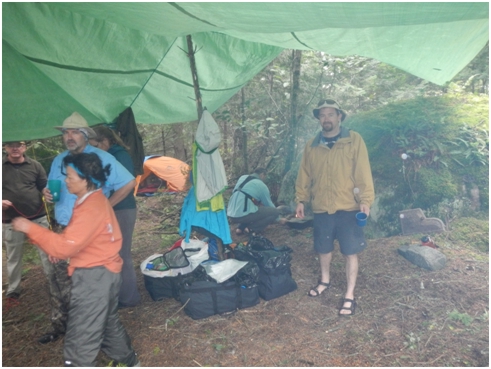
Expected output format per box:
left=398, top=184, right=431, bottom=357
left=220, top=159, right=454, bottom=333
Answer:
left=308, top=252, right=332, bottom=296
left=340, top=254, right=358, bottom=314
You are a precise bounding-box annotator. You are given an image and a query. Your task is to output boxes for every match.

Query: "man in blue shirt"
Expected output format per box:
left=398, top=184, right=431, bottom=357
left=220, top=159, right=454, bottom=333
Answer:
left=38, top=112, right=136, bottom=346
left=227, top=168, right=285, bottom=235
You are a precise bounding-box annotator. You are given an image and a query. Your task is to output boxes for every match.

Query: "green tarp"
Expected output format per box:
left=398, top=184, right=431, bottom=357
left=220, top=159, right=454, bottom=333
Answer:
left=2, top=2, right=489, bottom=141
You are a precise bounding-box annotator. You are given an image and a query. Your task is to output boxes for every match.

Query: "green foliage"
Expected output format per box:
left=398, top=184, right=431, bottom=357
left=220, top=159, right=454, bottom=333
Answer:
left=160, top=234, right=179, bottom=249
left=451, top=43, right=489, bottom=95
left=30, top=313, right=45, bottom=322
left=213, top=343, right=224, bottom=352
left=137, top=122, right=196, bottom=161
left=447, top=123, right=489, bottom=168
left=413, top=167, right=457, bottom=209
left=447, top=217, right=489, bottom=252
left=448, top=310, right=474, bottom=326
left=22, top=243, right=42, bottom=266
left=25, top=139, right=63, bottom=175
left=107, top=360, right=128, bottom=367
left=346, top=94, right=488, bottom=236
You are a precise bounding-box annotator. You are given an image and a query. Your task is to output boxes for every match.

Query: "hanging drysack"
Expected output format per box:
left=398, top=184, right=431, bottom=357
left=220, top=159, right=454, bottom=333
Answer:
left=194, top=110, right=228, bottom=204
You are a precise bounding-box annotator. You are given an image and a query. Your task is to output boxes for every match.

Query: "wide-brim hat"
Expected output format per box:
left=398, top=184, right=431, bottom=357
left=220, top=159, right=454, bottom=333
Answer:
left=313, top=99, right=347, bottom=121
left=54, top=112, right=97, bottom=139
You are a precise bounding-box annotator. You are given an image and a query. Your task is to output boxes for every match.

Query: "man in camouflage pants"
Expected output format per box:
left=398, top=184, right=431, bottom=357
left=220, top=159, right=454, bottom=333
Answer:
left=41, top=224, right=72, bottom=342
left=39, top=113, right=135, bottom=344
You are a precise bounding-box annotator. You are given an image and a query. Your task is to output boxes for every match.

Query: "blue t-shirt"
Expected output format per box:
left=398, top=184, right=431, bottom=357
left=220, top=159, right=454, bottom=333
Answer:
left=48, top=145, right=135, bottom=225
left=226, top=174, right=275, bottom=218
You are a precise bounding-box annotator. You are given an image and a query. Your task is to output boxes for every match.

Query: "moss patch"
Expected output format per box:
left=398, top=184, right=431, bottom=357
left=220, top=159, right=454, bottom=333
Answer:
left=448, top=217, right=489, bottom=252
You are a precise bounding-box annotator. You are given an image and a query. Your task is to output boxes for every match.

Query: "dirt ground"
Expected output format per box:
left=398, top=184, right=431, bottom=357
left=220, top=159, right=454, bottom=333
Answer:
left=2, top=193, right=489, bottom=367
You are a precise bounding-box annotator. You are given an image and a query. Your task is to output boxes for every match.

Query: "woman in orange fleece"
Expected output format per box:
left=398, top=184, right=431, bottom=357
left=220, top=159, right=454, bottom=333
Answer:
left=13, top=152, right=139, bottom=367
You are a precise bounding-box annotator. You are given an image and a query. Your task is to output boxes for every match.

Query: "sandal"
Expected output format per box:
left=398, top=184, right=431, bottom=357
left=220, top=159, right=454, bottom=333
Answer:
left=307, top=281, right=330, bottom=297
left=235, top=227, right=250, bottom=236
left=339, top=298, right=356, bottom=316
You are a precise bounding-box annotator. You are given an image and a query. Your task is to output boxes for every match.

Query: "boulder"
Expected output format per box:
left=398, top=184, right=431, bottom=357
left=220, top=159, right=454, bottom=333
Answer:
left=398, top=244, right=447, bottom=271
left=399, top=208, right=445, bottom=235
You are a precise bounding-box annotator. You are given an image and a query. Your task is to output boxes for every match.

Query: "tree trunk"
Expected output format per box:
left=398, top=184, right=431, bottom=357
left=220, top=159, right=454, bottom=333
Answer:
left=232, top=90, right=247, bottom=179
left=240, top=88, right=248, bottom=174
left=283, top=50, right=302, bottom=176
left=222, top=118, right=228, bottom=154
left=161, top=127, right=166, bottom=156
left=171, top=123, right=186, bottom=161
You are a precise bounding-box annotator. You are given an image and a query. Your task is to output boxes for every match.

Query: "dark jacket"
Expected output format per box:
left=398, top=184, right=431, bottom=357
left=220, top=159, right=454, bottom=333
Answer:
left=108, top=145, right=136, bottom=211
left=116, top=107, right=145, bottom=176
left=2, top=155, right=47, bottom=221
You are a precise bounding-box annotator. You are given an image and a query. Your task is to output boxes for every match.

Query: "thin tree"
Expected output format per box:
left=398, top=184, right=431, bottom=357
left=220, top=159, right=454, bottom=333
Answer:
left=283, top=50, right=302, bottom=176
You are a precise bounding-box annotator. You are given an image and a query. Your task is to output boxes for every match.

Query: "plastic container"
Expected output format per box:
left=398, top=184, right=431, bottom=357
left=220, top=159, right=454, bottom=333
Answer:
left=355, top=212, right=368, bottom=227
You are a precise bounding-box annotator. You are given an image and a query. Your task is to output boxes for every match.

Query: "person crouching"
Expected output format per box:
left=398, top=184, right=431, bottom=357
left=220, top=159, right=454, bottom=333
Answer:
left=12, top=153, right=139, bottom=367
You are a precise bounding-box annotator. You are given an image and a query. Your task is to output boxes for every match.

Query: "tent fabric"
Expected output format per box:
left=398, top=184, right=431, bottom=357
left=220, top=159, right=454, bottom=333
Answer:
left=2, top=3, right=489, bottom=142
left=134, top=156, right=190, bottom=195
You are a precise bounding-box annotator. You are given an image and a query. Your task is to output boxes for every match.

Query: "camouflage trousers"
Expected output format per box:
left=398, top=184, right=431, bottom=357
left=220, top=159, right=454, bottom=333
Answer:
left=45, top=223, right=71, bottom=334
left=45, top=260, right=71, bottom=333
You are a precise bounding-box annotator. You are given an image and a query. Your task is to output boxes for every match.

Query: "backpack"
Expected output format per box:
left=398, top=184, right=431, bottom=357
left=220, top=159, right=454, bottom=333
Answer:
left=233, top=175, right=260, bottom=211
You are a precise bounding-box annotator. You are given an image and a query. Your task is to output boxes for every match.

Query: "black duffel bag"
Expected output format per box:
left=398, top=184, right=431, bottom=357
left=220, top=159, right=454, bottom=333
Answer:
left=144, top=274, right=182, bottom=301
left=178, top=263, right=259, bottom=320
left=258, top=263, right=297, bottom=301
left=179, top=280, right=259, bottom=320
left=142, top=247, right=192, bottom=301
left=234, top=240, right=297, bottom=301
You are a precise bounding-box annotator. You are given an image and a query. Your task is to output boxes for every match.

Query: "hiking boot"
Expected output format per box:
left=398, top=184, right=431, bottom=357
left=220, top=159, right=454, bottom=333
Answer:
left=118, top=302, right=140, bottom=310
left=109, top=352, right=140, bottom=367
left=127, top=352, right=140, bottom=367
left=38, top=332, right=62, bottom=345
left=6, top=292, right=20, bottom=299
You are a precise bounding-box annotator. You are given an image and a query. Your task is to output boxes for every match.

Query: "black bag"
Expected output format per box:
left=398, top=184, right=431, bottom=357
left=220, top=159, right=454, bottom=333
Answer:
left=234, top=240, right=297, bottom=301
left=144, top=274, right=182, bottom=301
left=142, top=247, right=192, bottom=301
left=248, top=235, right=275, bottom=251
left=258, top=264, right=297, bottom=301
left=179, top=280, right=259, bottom=320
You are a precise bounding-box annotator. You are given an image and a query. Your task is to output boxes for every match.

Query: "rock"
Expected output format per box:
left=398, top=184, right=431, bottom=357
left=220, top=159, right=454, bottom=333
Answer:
left=398, top=244, right=447, bottom=271
left=399, top=208, right=445, bottom=235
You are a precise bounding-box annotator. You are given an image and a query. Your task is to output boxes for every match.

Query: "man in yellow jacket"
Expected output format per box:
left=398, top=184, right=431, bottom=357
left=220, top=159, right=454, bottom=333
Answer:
left=295, top=99, right=374, bottom=316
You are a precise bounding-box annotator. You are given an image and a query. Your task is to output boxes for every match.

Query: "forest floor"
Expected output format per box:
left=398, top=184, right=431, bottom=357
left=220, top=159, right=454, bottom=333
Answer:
left=2, top=193, right=489, bottom=367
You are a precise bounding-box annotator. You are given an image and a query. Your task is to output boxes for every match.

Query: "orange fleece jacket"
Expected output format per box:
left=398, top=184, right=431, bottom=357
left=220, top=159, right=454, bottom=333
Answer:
left=27, top=190, right=123, bottom=276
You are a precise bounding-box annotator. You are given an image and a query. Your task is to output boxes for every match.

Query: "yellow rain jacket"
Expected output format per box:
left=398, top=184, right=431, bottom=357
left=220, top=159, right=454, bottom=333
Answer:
left=295, top=127, right=374, bottom=214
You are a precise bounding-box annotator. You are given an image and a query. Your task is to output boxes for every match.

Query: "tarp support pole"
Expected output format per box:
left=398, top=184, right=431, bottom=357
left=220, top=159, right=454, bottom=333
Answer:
left=186, top=35, right=204, bottom=121
left=186, top=34, right=224, bottom=260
